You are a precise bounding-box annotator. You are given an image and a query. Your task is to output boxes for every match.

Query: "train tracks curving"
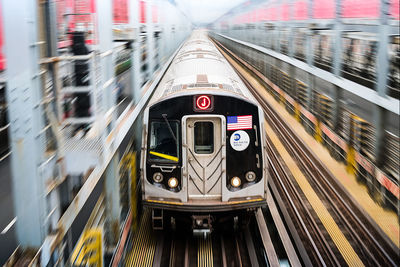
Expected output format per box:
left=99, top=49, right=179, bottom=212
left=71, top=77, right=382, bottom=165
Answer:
left=213, top=38, right=400, bottom=266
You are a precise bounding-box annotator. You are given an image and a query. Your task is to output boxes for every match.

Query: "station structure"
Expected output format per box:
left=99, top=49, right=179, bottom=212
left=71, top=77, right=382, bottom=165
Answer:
left=213, top=0, right=399, bottom=210
left=0, top=0, right=398, bottom=266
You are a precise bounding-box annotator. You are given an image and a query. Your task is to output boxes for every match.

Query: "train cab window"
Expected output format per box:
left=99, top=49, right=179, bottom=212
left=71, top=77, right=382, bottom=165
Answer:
left=149, top=121, right=179, bottom=163
left=194, top=122, right=214, bottom=154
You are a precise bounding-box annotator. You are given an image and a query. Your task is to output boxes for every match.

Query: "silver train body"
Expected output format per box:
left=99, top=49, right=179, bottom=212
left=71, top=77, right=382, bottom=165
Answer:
left=140, top=30, right=267, bottom=227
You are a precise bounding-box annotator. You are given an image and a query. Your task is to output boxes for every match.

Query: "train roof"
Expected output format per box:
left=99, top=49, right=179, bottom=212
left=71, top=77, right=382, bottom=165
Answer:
left=148, top=30, right=258, bottom=107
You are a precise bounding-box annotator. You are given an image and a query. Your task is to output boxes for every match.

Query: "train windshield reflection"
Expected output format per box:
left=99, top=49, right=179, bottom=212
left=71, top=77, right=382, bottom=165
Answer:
left=149, top=121, right=179, bottom=162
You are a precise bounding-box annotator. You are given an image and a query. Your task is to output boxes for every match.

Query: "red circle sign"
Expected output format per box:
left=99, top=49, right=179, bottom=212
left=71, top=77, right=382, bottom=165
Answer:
left=196, top=95, right=211, bottom=110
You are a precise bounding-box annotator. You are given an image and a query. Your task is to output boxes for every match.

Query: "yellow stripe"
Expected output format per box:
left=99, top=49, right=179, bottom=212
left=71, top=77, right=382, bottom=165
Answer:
left=149, top=151, right=179, bottom=162
left=146, top=199, right=184, bottom=205
left=228, top=198, right=264, bottom=205
left=146, top=198, right=263, bottom=206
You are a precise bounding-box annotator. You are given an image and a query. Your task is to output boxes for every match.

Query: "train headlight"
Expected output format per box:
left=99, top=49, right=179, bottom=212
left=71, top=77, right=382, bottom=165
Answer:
left=168, top=177, right=178, bottom=188
left=245, top=171, right=256, bottom=182
left=231, top=177, right=241, bottom=188
left=153, top=172, right=163, bottom=183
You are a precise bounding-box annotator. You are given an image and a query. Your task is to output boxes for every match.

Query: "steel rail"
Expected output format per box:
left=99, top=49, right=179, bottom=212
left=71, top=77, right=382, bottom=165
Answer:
left=266, top=139, right=339, bottom=266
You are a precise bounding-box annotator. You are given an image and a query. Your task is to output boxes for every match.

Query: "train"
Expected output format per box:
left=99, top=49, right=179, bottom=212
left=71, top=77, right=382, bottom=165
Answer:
left=140, top=30, right=267, bottom=232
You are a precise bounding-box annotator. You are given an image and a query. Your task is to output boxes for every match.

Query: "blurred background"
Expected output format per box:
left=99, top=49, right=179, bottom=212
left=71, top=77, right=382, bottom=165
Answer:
left=0, top=0, right=398, bottom=265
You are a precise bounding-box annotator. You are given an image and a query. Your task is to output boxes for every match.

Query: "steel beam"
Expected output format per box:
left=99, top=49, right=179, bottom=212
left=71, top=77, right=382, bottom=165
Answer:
left=373, top=0, right=391, bottom=166
left=97, top=0, right=115, bottom=116
left=3, top=0, right=47, bottom=247
left=331, top=0, right=344, bottom=133
left=216, top=33, right=399, bottom=115
left=104, top=153, right=121, bottom=246
left=129, top=0, right=141, bottom=105
left=146, top=0, right=155, bottom=74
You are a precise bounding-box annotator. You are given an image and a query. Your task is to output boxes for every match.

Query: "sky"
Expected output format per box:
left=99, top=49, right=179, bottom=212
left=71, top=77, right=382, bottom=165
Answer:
left=174, top=0, right=248, bottom=24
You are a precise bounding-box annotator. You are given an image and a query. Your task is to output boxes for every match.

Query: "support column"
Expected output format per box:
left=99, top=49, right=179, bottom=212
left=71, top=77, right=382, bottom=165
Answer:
left=332, top=0, right=343, bottom=133
left=104, top=153, right=121, bottom=246
left=3, top=0, right=47, bottom=247
left=306, top=28, right=314, bottom=110
left=305, top=0, right=315, bottom=110
left=373, top=0, right=391, bottom=167
left=146, top=0, right=155, bottom=74
left=275, top=25, right=281, bottom=52
left=333, top=85, right=343, bottom=132
left=96, top=0, right=122, bottom=250
left=288, top=26, right=294, bottom=59
left=332, top=0, right=342, bottom=76
left=373, top=106, right=386, bottom=167
left=129, top=0, right=141, bottom=105
left=97, top=0, right=115, bottom=115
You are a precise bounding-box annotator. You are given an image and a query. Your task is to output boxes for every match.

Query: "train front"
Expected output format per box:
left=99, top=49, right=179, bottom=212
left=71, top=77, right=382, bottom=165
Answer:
left=141, top=91, right=267, bottom=231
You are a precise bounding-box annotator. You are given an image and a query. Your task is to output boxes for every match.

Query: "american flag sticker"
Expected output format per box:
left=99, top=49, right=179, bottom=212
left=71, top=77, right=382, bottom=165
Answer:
left=227, top=115, right=253, bottom=131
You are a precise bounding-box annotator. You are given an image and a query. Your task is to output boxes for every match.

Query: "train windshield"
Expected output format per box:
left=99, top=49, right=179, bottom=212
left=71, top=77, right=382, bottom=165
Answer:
left=148, top=121, right=179, bottom=163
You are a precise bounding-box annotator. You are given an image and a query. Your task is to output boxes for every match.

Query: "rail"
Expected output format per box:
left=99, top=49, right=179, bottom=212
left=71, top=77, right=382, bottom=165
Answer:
left=118, top=207, right=289, bottom=266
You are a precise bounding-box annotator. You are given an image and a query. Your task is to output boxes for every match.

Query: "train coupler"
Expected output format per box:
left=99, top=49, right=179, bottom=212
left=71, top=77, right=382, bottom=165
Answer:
left=192, top=215, right=213, bottom=238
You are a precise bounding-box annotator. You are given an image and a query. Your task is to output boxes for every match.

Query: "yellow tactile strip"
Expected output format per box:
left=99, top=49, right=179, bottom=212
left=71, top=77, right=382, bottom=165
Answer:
left=125, top=211, right=156, bottom=267
left=218, top=44, right=400, bottom=248
left=266, top=120, right=364, bottom=266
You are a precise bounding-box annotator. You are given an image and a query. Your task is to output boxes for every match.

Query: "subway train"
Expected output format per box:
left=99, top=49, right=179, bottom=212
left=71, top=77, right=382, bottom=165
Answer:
left=140, top=30, right=267, bottom=232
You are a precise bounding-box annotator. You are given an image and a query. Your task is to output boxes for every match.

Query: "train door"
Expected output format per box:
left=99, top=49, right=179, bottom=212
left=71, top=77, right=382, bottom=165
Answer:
left=183, top=115, right=226, bottom=200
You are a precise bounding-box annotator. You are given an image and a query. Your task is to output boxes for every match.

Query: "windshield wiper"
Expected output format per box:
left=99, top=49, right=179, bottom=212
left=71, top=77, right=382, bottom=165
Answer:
left=162, top=114, right=177, bottom=143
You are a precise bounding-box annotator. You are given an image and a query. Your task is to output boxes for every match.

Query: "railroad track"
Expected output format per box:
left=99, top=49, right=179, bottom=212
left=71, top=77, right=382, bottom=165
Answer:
left=213, top=38, right=400, bottom=266
left=155, top=219, right=257, bottom=267
left=121, top=208, right=278, bottom=267
left=266, top=138, right=343, bottom=265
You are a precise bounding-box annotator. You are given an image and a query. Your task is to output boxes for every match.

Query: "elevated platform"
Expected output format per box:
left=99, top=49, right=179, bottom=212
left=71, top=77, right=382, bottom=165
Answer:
left=224, top=48, right=400, bottom=248
left=256, top=76, right=399, bottom=248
